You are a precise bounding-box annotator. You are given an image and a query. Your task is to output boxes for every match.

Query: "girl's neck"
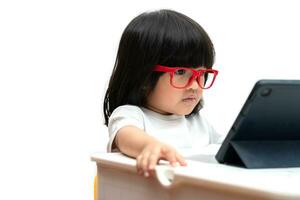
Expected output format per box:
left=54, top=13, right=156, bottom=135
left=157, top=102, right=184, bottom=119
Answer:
left=145, top=105, right=172, bottom=115
left=141, top=106, right=183, bottom=121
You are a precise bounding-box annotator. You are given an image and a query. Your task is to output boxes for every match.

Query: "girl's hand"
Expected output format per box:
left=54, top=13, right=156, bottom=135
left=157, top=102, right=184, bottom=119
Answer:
left=136, top=141, right=187, bottom=177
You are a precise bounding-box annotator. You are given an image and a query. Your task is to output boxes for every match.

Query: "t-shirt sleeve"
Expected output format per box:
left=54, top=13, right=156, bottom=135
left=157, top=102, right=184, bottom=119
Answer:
left=107, top=105, right=144, bottom=152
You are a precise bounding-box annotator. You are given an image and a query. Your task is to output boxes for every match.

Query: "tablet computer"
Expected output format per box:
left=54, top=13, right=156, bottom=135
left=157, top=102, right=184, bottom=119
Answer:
left=215, top=79, right=300, bottom=168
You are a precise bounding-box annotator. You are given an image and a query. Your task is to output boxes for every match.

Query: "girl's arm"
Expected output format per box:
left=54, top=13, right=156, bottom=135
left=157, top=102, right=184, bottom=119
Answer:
left=115, top=125, right=187, bottom=177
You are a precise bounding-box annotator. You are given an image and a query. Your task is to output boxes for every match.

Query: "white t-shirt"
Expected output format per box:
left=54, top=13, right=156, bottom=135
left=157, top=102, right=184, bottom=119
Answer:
left=107, top=105, right=224, bottom=156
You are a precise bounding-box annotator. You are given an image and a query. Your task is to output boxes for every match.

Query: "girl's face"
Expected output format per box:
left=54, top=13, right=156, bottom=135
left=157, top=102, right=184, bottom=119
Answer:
left=146, top=70, right=203, bottom=116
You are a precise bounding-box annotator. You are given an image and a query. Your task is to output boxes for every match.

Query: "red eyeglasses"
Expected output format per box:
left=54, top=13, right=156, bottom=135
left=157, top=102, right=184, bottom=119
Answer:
left=153, top=65, right=218, bottom=89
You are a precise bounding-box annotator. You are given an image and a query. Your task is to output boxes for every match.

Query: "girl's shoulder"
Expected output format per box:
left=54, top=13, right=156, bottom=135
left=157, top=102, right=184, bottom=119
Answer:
left=111, top=105, right=144, bottom=115
left=109, top=105, right=145, bottom=122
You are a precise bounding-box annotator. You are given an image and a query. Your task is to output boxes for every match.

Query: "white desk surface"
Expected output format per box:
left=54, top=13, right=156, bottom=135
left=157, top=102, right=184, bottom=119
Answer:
left=91, top=145, right=300, bottom=200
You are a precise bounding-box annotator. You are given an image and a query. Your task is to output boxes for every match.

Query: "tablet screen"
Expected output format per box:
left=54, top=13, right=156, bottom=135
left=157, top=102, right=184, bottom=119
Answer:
left=215, top=80, right=300, bottom=168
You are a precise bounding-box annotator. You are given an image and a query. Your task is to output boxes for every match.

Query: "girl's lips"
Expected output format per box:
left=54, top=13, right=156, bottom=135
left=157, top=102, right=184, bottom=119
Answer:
left=182, top=97, right=197, bottom=102
left=182, top=95, right=197, bottom=100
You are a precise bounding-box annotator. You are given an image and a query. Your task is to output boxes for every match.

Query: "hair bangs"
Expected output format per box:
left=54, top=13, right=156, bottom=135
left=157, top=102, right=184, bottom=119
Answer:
left=156, top=11, right=215, bottom=68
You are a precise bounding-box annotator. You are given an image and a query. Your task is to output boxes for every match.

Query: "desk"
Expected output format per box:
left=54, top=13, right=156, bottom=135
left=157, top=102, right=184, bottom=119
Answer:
left=91, top=145, right=300, bottom=200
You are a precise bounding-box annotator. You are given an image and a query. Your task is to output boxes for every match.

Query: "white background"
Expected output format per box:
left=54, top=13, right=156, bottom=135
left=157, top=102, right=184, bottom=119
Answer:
left=1, top=0, right=300, bottom=199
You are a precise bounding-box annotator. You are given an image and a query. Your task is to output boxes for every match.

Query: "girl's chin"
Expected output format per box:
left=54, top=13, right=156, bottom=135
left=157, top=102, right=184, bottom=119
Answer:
left=175, top=107, right=196, bottom=116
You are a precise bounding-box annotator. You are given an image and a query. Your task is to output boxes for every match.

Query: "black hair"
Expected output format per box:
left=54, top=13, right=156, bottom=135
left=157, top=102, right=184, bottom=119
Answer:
left=103, top=9, right=215, bottom=126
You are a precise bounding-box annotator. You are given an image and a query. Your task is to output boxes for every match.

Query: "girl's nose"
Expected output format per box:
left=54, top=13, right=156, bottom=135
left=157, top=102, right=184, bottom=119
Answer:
left=187, top=78, right=200, bottom=90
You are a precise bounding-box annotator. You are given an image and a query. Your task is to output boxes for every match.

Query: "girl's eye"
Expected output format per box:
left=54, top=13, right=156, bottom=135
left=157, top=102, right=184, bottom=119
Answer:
left=175, top=69, right=186, bottom=75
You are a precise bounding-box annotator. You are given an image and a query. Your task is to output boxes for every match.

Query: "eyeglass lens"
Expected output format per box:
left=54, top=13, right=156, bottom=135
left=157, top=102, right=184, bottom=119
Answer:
left=172, top=69, right=215, bottom=89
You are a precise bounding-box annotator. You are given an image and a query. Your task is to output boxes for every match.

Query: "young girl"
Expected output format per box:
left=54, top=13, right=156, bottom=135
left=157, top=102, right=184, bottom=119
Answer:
left=103, top=9, right=223, bottom=177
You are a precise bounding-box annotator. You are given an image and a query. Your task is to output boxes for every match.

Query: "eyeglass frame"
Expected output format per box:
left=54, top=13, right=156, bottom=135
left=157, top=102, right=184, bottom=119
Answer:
left=153, top=65, right=219, bottom=89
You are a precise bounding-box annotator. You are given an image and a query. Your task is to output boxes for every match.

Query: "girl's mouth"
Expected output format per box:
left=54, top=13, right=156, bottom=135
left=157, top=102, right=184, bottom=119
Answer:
left=182, top=97, right=197, bottom=102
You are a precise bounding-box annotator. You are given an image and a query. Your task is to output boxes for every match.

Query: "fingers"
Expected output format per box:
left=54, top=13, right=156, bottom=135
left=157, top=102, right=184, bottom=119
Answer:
left=148, top=153, right=159, bottom=170
left=163, top=148, right=177, bottom=167
left=136, top=155, right=144, bottom=175
left=162, top=147, right=187, bottom=167
left=136, top=150, right=160, bottom=177
left=136, top=144, right=187, bottom=178
left=176, top=153, right=187, bottom=166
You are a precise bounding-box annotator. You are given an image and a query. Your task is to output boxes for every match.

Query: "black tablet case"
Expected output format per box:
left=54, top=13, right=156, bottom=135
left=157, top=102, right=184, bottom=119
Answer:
left=215, top=80, right=300, bottom=168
